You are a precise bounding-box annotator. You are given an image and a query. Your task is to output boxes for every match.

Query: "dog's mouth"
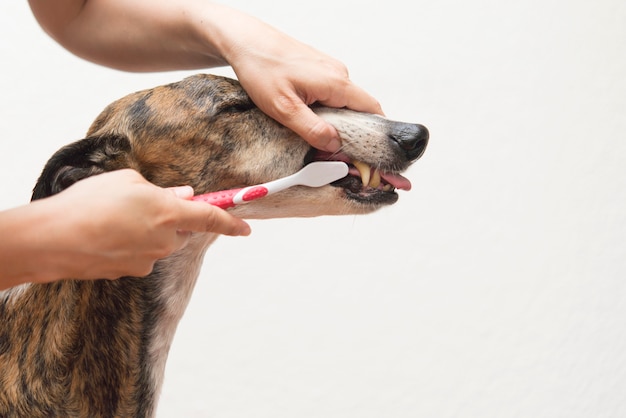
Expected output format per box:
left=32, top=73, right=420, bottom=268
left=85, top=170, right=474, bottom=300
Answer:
left=304, top=150, right=411, bottom=204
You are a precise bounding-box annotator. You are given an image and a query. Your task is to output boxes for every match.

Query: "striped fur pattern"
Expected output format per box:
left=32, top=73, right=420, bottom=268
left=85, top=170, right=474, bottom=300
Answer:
left=0, top=74, right=428, bottom=416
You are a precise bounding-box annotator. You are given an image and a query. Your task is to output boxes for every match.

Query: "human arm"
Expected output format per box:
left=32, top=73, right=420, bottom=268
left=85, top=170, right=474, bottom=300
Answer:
left=27, top=0, right=383, bottom=151
left=0, top=169, right=250, bottom=290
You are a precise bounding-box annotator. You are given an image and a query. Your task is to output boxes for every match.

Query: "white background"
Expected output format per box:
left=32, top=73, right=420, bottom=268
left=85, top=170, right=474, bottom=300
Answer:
left=1, top=1, right=625, bottom=417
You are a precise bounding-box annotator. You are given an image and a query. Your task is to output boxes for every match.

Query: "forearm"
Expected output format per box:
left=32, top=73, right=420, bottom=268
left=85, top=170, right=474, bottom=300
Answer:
left=0, top=200, right=75, bottom=289
left=27, top=0, right=285, bottom=72
left=28, top=0, right=382, bottom=151
left=0, top=170, right=250, bottom=290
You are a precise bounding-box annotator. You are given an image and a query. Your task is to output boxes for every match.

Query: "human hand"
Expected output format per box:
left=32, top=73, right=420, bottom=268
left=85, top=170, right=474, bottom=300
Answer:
left=35, top=169, right=250, bottom=281
left=215, top=8, right=384, bottom=152
left=28, top=0, right=382, bottom=151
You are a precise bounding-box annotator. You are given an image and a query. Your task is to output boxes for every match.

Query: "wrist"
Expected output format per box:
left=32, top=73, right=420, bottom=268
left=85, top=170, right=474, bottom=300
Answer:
left=191, top=3, right=274, bottom=69
left=0, top=197, right=88, bottom=286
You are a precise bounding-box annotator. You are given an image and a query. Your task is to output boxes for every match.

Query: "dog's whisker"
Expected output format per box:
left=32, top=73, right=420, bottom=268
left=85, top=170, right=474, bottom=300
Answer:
left=1, top=74, right=426, bottom=416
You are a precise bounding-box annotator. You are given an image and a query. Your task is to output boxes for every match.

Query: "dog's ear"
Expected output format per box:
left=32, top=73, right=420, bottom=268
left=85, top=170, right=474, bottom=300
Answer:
left=32, top=134, right=133, bottom=201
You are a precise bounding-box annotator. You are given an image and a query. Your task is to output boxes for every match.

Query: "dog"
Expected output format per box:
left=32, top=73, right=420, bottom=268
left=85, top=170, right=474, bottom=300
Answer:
left=0, top=74, right=428, bottom=417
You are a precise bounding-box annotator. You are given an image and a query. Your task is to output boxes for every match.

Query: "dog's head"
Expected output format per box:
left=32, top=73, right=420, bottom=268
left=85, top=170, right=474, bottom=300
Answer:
left=33, top=74, right=428, bottom=219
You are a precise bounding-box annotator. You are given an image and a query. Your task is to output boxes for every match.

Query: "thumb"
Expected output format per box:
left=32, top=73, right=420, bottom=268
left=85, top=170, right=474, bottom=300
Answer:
left=167, top=186, right=250, bottom=236
left=176, top=199, right=251, bottom=237
left=278, top=103, right=342, bottom=152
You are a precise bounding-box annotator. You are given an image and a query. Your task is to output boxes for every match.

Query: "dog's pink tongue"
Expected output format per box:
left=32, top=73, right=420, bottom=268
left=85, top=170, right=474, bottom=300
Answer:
left=381, top=172, right=412, bottom=191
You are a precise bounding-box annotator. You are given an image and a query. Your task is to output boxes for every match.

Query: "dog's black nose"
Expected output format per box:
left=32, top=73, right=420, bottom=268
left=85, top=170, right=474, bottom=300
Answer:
left=390, top=123, right=429, bottom=161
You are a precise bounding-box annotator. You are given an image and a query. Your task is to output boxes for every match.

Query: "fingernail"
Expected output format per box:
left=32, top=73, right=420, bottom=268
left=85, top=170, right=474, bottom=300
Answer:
left=239, top=224, right=252, bottom=236
left=326, top=137, right=341, bottom=153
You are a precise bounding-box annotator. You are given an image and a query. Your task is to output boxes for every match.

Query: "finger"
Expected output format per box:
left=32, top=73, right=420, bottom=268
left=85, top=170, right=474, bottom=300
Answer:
left=174, top=229, right=192, bottom=250
left=274, top=99, right=342, bottom=152
left=319, top=82, right=384, bottom=116
left=168, top=185, right=195, bottom=200
left=176, top=200, right=251, bottom=237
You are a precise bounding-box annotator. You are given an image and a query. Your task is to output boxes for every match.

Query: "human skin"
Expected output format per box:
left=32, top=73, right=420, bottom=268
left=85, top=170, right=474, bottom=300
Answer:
left=27, top=0, right=383, bottom=151
left=0, top=170, right=251, bottom=290
left=0, top=0, right=382, bottom=288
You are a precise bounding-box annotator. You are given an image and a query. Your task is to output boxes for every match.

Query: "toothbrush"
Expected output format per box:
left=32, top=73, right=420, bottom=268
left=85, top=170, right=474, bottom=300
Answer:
left=192, top=161, right=349, bottom=209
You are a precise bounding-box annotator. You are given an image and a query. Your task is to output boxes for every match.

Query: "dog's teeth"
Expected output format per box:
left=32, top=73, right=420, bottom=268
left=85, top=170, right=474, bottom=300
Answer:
left=369, top=169, right=381, bottom=188
left=383, top=184, right=392, bottom=192
left=353, top=160, right=371, bottom=187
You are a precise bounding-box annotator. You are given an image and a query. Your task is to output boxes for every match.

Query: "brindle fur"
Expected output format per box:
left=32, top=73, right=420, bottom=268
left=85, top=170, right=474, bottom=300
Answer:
left=0, top=74, right=428, bottom=417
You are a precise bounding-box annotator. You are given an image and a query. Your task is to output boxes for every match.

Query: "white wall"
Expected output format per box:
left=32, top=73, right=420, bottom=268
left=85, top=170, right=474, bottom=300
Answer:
left=1, top=1, right=625, bottom=416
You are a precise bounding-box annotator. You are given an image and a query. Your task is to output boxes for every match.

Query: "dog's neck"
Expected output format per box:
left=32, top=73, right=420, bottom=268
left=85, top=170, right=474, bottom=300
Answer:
left=0, top=232, right=218, bottom=417
left=147, top=232, right=218, bottom=402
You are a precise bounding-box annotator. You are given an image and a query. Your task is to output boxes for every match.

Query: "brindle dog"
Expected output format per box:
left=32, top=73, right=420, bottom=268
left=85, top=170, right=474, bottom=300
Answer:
left=0, top=74, right=428, bottom=417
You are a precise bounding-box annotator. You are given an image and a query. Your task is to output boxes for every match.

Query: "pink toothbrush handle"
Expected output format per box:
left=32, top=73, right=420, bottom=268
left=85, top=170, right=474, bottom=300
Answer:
left=192, top=186, right=269, bottom=209
left=192, top=188, right=242, bottom=209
